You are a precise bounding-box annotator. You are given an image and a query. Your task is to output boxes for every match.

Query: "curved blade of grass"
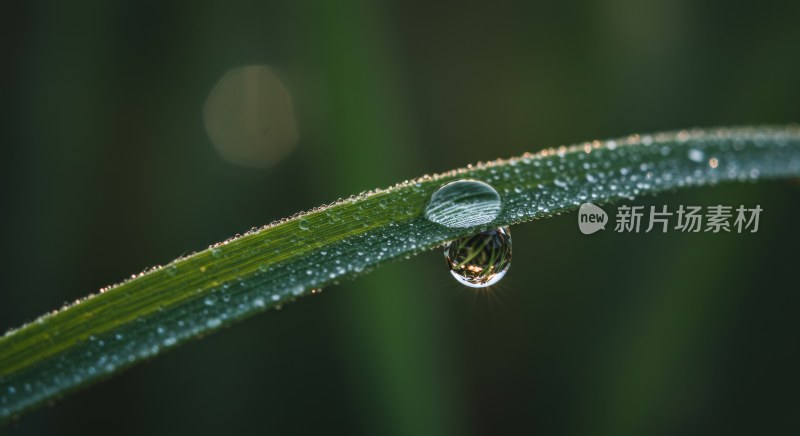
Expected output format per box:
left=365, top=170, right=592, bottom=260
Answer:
left=2, top=125, right=799, bottom=421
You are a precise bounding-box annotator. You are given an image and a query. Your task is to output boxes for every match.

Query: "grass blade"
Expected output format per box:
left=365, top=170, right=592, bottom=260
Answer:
left=1, top=125, right=799, bottom=421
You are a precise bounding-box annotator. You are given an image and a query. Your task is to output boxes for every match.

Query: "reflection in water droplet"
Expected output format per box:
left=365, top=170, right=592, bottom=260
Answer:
left=425, top=180, right=502, bottom=228
left=444, top=227, right=511, bottom=288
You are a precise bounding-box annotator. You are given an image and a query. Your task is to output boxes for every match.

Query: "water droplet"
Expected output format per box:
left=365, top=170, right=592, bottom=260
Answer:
left=425, top=180, right=502, bottom=228
left=443, top=227, right=511, bottom=288
left=211, top=247, right=222, bottom=258
left=206, top=318, right=221, bottom=328
left=298, top=219, right=310, bottom=230
left=688, top=148, right=705, bottom=162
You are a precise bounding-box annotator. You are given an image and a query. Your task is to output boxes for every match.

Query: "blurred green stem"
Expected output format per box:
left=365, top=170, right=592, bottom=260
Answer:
left=299, top=2, right=461, bottom=435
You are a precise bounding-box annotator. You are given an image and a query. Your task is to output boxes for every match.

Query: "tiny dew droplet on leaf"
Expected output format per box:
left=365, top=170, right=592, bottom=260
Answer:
left=444, top=227, right=511, bottom=288
left=298, top=219, right=310, bottom=230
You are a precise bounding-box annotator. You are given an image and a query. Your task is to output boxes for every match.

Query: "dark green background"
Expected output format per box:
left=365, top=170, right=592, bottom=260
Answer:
left=2, top=1, right=799, bottom=435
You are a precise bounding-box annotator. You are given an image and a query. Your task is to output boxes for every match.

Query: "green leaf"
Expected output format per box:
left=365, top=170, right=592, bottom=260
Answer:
left=1, top=125, right=799, bottom=421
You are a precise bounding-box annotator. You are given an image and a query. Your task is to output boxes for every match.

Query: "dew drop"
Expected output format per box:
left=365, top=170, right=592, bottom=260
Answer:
left=443, top=227, right=511, bottom=288
left=298, top=218, right=310, bottom=230
left=425, top=180, right=502, bottom=228
left=688, top=148, right=705, bottom=162
left=206, top=318, right=221, bottom=328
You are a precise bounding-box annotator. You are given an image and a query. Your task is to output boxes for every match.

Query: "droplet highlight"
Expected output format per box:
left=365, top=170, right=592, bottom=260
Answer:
left=425, top=180, right=502, bottom=228
left=444, top=227, right=511, bottom=288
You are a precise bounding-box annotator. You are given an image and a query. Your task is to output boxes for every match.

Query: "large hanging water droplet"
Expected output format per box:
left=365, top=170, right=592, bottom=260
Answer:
left=444, top=227, right=511, bottom=288
left=425, top=180, right=502, bottom=228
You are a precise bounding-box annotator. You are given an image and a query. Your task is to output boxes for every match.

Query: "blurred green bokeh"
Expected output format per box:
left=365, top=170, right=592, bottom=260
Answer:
left=2, top=1, right=799, bottom=435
